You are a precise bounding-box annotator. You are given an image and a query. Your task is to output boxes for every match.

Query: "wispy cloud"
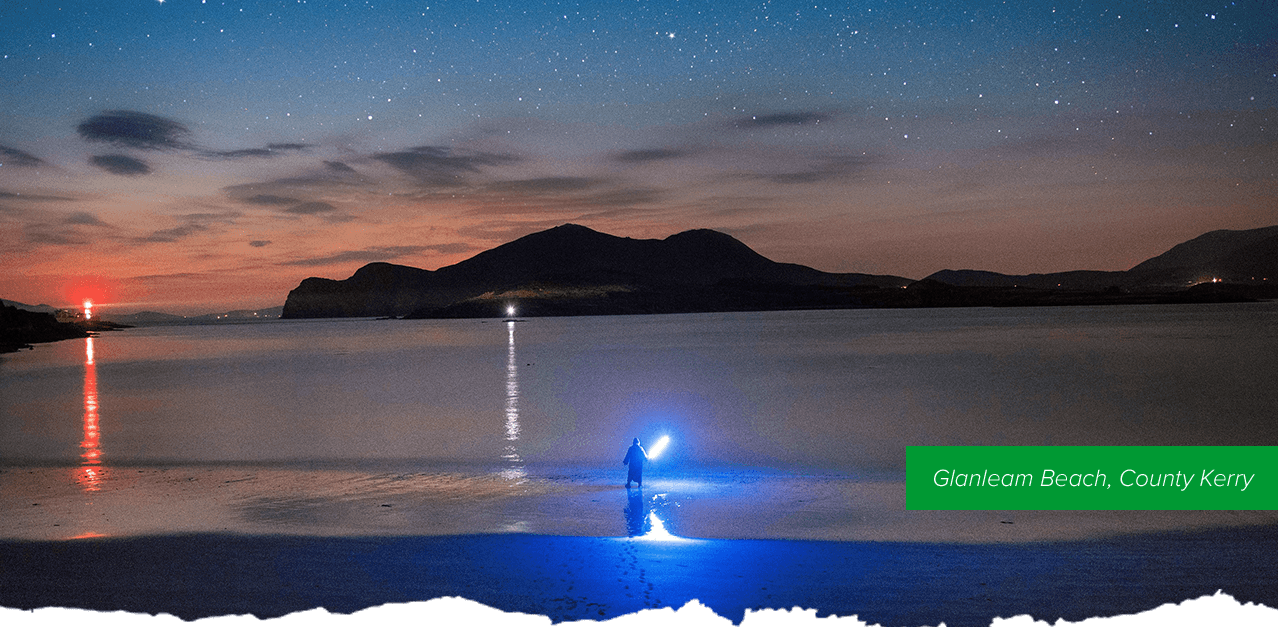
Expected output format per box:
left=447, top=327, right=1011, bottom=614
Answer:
left=761, top=152, right=879, bottom=184
left=485, top=176, right=597, bottom=194
left=280, top=245, right=435, bottom=267
left=136, top=212, right=240, bottom=243
left=612, top=148, right=691, bottom=164
left=241, top=194, right=300, bottom=206
left=732, top=111, right=831, bottom=129
left=203, top=143, right=311, bottom=160
left=65, top=211, right=109, bottom=226
left=282, top=201, right=339, bottom=215
left=372, top=145, right=521, bottom=186
left=91, top=154, right=152, bottom=176
left=0, top=144, right=46, bottom=168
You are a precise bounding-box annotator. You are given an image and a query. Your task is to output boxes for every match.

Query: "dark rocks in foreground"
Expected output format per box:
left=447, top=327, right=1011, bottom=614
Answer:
left=4, top=597, right=1272, bottom=625
left=0, top=304, right=135, bottom=354
left=1, top=304, right=89, bottom=353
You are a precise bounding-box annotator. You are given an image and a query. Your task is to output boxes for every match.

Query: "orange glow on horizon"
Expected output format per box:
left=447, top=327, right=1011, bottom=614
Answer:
left=59, top=276, right=116, bottom=314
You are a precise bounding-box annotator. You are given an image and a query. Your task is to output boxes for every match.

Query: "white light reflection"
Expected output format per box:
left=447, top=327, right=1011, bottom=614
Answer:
left=499, top=320, right=525, bottom=482
left=635, top=509, right=692, bottom=543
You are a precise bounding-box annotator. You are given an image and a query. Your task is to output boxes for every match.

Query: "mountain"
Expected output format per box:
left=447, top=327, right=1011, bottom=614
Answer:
left=1125, top=225, right=1278, bottom=287
left=110, top=306, right=285, bottom=325
left=925, top=225, right=1278, bottom=292
left=0, top=299, right=57, bottom=314
left=282, top=224, right=912, bottom=319
left=282, top=223, right=1278, bottom=320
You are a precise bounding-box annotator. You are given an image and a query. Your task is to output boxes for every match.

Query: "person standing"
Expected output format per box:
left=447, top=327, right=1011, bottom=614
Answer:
left=622, top=437, right=648, bottom=489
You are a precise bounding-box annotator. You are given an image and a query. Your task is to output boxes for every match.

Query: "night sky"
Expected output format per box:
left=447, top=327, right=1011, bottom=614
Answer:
left=2, top=1, right=1275, bottom=313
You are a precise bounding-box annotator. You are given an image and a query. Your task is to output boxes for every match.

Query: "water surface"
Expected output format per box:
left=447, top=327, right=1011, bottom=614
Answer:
left=2, top=304, right=1275, bottom=474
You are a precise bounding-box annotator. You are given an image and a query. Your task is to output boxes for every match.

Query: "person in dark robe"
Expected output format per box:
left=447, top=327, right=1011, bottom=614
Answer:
left=622, top=437, right=648, bottom=489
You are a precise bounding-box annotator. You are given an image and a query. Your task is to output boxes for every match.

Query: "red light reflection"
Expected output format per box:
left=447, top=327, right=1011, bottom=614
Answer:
left=80, top=337, right=103, bottom=492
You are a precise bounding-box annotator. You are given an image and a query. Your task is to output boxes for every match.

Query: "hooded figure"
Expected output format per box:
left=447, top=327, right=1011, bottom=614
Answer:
left=622, top=438, right=648, bottom=488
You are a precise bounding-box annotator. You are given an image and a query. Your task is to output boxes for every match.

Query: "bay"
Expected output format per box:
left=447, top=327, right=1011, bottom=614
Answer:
left=3, top=303, right=1275, bottom=473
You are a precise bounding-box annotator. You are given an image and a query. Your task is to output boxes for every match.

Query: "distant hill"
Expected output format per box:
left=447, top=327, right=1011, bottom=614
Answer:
left=926, top=225, right=1278, bottom=292
left=282, top=223, right=1278, bottom=319
left=111, top=306, right=285, bottom=325
left=0, top=299, right=57, bottom=314
left=282, top=224, right=912, bottom=319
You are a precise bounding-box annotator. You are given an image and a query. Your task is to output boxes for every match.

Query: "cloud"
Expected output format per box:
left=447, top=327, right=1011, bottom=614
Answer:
left=280, top=245, right=434, bottom=267
left=140, top=223, right=208, bottom=243
left=612, top=148, right=691, bottom=164
left=283, top=201, right=338, bottom=215
left=0, top=190, right=78, bottom=202
left=136, top=212, right=239, bottom=243
left=755, top=151, right=880, bottom=185
left=77, top=110, right=191, bottom=150
left=65, top=211, right=109, bottom=226
left=249, top=240, right=272, bottom=247
left=485, top=177, right=596, bottom=194
left=262, top=200, right=354, bottom=222
left=423, top=242, right=480, bottom=255
left=0, top=144, right=45, bottom=167
left=242, top=194, right=301, bottom=206
left=372, top=145, right=520, bottom=185
left=324, top=160, right=357, bottom=173
left=204, top=143, right=311, bottom=160
left=25, top=227, right=86, bottom=245
left=91, top=154, right=152, bottom=176
left=733, top=111, right=830, bottom=129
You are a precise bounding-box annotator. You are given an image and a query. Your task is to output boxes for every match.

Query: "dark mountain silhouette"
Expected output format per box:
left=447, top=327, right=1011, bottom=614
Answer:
left=282, top=223, right=1278, bottom=319
left=282, top=224, right=911, bottom=319
left=925, top=225, right=1278, bottom=292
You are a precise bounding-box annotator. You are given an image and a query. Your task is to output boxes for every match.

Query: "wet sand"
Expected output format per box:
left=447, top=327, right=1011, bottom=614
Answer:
left=2, top=465, right=1277, bottom=625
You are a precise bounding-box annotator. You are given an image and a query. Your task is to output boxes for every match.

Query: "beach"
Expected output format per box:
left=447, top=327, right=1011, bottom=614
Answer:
left=2, top=464, right=1277, bottom=625
left=3, top=309, right=1276, bottom=624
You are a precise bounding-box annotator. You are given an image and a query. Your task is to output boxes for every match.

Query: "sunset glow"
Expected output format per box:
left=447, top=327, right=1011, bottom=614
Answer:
left=2, top=3, right=1274, bottom=313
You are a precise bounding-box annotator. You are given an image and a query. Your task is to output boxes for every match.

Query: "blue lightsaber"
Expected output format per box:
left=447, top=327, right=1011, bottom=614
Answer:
left=647, top=435, right=671, bottom=460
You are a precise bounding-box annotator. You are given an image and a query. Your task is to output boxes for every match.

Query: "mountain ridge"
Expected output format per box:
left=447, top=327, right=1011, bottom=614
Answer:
left=280, top=222, right=1278, bottom=319
left=282, top=224, right=911, bottom=319
left=925, top=225, right=1278, bottom=291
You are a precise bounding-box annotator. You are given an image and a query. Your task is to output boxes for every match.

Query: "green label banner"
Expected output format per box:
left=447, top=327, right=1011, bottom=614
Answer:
left=906, top=446, right=1278, bottom=510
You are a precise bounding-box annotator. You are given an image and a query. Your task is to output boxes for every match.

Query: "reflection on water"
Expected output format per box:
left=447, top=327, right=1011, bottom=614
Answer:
left=80, top=337, right=103, bottom=492
left=499, top=321, right=525, bottom=481
left=3, top=306, right=1275, bottom=469
left=624, top=489, right=687, bottom=541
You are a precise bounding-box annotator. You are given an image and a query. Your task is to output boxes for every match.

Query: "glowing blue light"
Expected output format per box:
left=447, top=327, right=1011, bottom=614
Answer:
left=648, top=435, right=670, bottom=460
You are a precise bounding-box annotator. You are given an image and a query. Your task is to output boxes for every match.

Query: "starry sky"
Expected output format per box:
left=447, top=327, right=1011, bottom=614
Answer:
left=2, top=1, right=1275, bottom=313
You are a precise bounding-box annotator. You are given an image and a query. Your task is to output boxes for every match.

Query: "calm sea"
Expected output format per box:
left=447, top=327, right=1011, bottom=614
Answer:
left=2, top=304, right=1275, bottom=473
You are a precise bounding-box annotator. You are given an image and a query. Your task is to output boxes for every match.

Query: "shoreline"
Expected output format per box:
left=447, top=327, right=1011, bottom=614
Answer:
left=4, top=465, right=1277, bottom=624
left=4, top=464, right=1277, bottom=543
left=1, top=527, right=1277, bottom=625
